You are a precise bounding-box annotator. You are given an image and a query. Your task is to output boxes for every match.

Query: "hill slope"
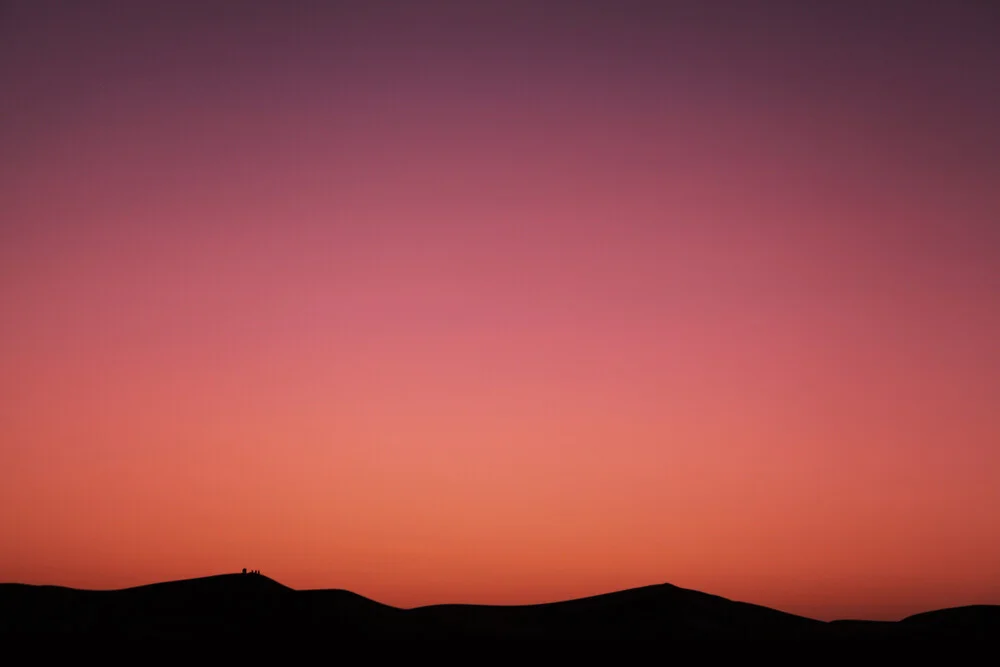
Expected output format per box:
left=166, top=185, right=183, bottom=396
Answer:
left=0, top=574, right=996, bottom=639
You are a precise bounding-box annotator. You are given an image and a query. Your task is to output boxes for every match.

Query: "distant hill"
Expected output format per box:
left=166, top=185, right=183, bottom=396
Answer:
left=1, top=573, right=996, bottom=639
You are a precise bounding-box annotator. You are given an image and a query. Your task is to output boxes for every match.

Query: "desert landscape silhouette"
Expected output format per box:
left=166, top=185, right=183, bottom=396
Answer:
left=3, top=0, right=998, bottom=640
left=3, top=573, right=998, bottom=639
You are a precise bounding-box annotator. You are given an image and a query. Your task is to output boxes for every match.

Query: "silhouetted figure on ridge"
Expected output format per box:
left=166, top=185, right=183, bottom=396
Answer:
left=242, top=568, right=247, bottom=575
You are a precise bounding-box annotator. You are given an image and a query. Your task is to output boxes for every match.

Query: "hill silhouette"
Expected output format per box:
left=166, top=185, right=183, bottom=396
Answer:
left=1, top=573, right=996, bottom=639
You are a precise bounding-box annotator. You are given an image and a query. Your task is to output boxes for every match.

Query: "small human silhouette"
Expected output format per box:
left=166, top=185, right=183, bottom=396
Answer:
left=242, top=568, right=247, bottom=575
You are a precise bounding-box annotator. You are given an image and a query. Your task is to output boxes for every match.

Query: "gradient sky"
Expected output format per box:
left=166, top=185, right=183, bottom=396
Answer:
left=2, top=1, right=999, bottom=621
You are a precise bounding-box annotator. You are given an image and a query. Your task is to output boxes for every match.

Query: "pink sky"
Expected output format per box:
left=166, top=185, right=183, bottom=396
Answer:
left=2, top=1, right=999, bottom=620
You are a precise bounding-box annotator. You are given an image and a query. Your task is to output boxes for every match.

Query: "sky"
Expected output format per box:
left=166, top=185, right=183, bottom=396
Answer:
left=1, top=0, right=998, bottom=621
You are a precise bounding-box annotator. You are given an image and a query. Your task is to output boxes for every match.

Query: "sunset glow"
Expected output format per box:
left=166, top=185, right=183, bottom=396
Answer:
left=2, top=1, right=998, bottom=621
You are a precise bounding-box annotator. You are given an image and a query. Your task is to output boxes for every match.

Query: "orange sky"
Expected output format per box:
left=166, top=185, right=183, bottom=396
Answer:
left=2, top=1, right=999, bottom=621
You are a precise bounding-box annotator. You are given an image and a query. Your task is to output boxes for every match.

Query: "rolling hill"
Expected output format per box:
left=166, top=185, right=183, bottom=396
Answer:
left=1, top=573, right=996, bottom=639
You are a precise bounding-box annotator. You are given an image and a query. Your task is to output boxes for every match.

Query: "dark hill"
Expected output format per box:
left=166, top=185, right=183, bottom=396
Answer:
left=406, top=582, right=826, bottom=638
left=1, top=574, right=996, bottom=639
left=900, top=605, right=1000, bottom=638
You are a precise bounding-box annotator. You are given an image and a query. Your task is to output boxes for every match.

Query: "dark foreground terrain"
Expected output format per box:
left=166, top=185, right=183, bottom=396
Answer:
left=1, top=573, right=997, bottom=639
